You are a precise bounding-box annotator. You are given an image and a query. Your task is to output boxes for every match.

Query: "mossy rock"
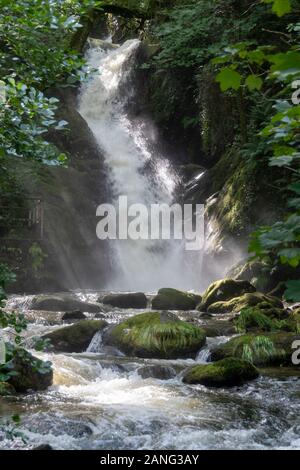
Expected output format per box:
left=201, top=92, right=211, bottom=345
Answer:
left=0, top=381, right=16, bottom=396
left=4, top=347, right=53, bottom=393
left=183, top=357, right=259, bottom=387
left=101, top=292, right=147, bottom=309
left=105, top=312, right=206, bottom=359
left=234, top=307, right=292, bottom=334
left=152, top=288, right=201, bottom=311
left=210, top=332, right=300, bottom=366
left=43, top=320, right=107, bottom=353
left=207, top=292, right=283, bottom=314
left=31, top=293, right=101, bottom=313
left=228, top=260, right=271, bottom=291
left=198, top=279, right=256, bottom=311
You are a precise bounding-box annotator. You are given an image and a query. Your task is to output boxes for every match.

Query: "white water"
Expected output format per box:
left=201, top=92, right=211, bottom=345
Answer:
left=78, top=40, right=202, bottom=291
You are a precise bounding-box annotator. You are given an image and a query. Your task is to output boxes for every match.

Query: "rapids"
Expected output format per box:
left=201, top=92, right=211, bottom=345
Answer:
left=0, top=293, right=299, bottom=450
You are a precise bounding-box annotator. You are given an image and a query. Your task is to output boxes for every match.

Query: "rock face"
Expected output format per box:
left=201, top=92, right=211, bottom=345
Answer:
left=182, top=358, right=259, bottom=387
left=43, top=320, right=107, bottom=352
left=105, top=311, right=206, bottom=359
left=152, top=288, right=201, bottom=311
left=5, top=348, right=53, bottom=393
left=137, top=365, right=177, bottom=380
left=207, top=292, right=283, bottom=314
left=101, top=292, right=147, bottom=309
left=198, top=279, right=256, bottom=311
left=211, top=332, right=300, bottom=366
left=62, top=310, right=87, bottom=321
left=31, top=293, right=101, bottom=313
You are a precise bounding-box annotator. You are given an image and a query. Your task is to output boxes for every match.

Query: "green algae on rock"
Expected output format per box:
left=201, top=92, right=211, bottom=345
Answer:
left=105, top=311, right=206, bottom=359
left=183, top=357, right=259, bottom=387
left=198, top=279, right=256, bottom=311
left=43, top=320, right=107, bottom=353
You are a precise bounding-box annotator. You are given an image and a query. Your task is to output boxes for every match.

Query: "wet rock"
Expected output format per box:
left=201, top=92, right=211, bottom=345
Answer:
left=138, top=365, right=177, bottom=380
left=25, top=414, right=92, bottom=438
left=4, top=348, right=53, bottom=393
left=207, top=292, right=283, bottom=314
left=182, top=357, right=259, bottom=387
left=210, top=332, right=300, bottom=366
left=198, top=279, right=256, bottom=311
left=201, top=320, right=236, bottom=337
left=33, top=444, right=53, bottom=450
left=62, top=310, right=87, bottom=321
left=104, top=311, right=206, bottom=359
left=101, top=292, right=147, bottom=309
left=0, top=381, right=16, bottom=396
left=31, top=293, right=101, bottom=313
left=43, top=320, right=107, bottom=353
left=152, top=288, right=201, bottom=311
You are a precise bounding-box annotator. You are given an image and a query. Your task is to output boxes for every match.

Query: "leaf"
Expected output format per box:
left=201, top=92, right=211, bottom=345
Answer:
left=245, top=74, right=263, bottom=91
left=269, top=0, right=292, bottom=17
left=269, top=155, right=294, bottom=167
left=216, top=68, right=242, bottom=91
left=284, top=280, right=300, bottom=302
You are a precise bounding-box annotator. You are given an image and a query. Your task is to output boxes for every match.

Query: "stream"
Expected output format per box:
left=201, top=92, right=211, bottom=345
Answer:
left=0, top=292, right=300, bottom=450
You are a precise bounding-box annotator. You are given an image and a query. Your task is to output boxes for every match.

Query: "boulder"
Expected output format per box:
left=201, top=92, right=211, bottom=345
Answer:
left=234, top=307, right=291, bottom=334
left=30, top=293, right=101, bottom=313
left=43, top=320, right=107, bottom=353
left=104, top=311, right=206, bottom=359
left=0, top=381, right=16, bottom=396
left=4, top=348, right=53, bottom=393
left=33, top=445, right=53, bottom=451
left=152, top=288, right=201, bottom=311
left=137, top=365, right=177, bottom=380
left=62, top=310, right=87, bottom=321
left=183, top=357, right=259, bottom=387
left=210, top=332, right=300, bottom=366
left=101, top=292, right=147, bottom=309
left=198, top=279, right=256, bottom=311
left=207, top=292, right=283, bottom=314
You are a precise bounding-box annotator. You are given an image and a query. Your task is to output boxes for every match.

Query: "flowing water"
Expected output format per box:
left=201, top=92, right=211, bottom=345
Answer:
left=1, top=293, right=300, bottom=450
left=78, top=39, right=202, bottom=291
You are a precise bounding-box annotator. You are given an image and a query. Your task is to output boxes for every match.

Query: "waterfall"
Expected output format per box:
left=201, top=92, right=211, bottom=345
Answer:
left=78, top=39, right=202, bottom=291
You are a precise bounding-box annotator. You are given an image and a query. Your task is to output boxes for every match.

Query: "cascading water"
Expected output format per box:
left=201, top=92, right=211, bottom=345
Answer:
left=78, top=39, right=202, bottom=291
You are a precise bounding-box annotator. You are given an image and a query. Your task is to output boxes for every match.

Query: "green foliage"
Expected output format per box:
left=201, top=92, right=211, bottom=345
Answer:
left=242, top=335, right=276, bottom=364
left=213, top=1, right=300, bottom=300
left=235, top=307, right=278, bottom=333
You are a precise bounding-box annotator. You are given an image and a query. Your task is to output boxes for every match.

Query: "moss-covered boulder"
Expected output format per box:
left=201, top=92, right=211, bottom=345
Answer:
left=105, top=312, right=206, bottom=359
left=101, top=292, right=147, bottom=309
left=183, top=357, right=259, bottom=387
left=43, top=320, right=107, bottom=353
left=152, top=288, right=201, bottom=311
left=62, top=310, right=87, bottom=321
left=198, top=279, right=256, bottom=311
left=4, top=348, right=53, bottom=393
left=0, top=381, right=16, bottom=396
left=31, top=293, right=101, bottom=313
left=234, top=307, right=295, bottom=334
left=210, top=332, right=300, bottom=366
left=207, top=292, right=283, bottom=314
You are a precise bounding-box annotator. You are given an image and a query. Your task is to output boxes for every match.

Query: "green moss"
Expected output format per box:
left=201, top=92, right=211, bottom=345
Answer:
left=198, top=278, right=256, bottom=311
left=107, top=312, right=206, bottom=359
left=183, top=357, right=259, bottom=387
left=207, top=292, right=283, bottom=314
left=211, top=332, right=300, bottom=366
left=234, top=307, right=292, bottom=334
left=152, top=288, right=201, bottom=311
left=44, top=320, right=107, bottom=353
